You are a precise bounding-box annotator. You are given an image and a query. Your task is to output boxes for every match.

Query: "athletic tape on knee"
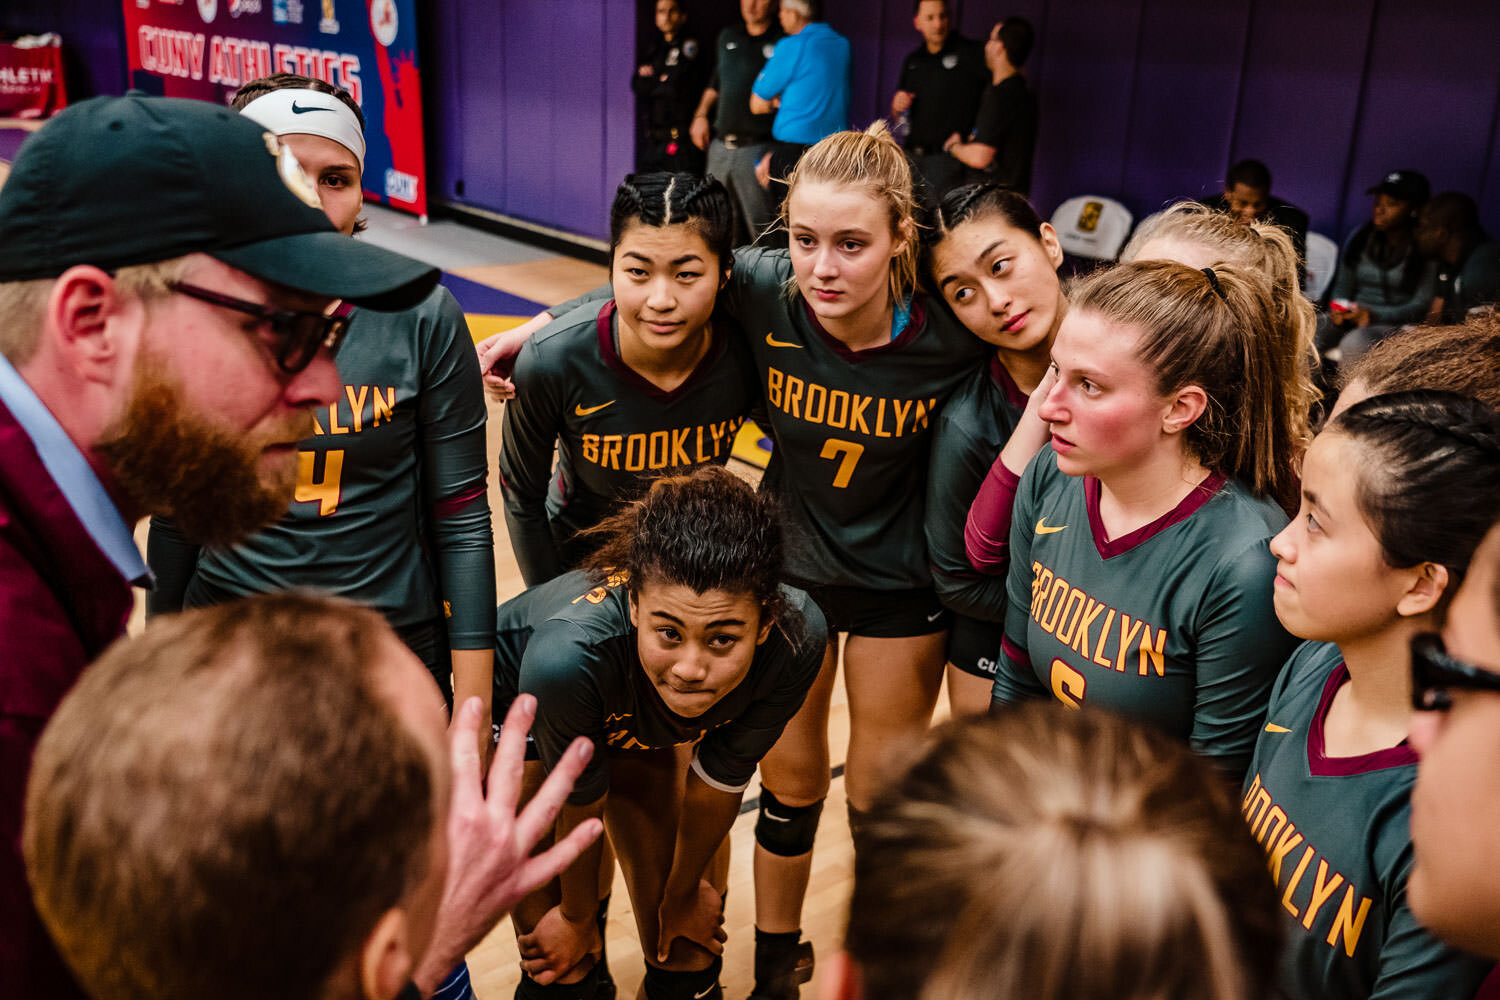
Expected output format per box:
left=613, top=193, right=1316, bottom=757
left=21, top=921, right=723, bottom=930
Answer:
left=755, top=789, right=824, bottom=858
left=642, top=957, right=723, bottom=1000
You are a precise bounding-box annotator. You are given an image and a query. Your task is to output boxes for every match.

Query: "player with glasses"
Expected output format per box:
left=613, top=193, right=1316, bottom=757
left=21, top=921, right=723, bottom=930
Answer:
left=1243, top=389, right=1500, bottom=999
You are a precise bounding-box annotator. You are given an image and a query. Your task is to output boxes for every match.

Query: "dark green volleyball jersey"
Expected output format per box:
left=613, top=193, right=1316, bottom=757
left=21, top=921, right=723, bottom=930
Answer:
left=925, top=356, right=1027, bottom=622
left=723, top=247, right=989, bottom=589
left=996, top=447, right=1297, bottom=776
left=493, top=570, right=827, bottom=805
left=1243, top=641, right=1494, bottom=999
left=155, top=286, right=495, bottom=647
left=499, top=300, right=755, bottom=586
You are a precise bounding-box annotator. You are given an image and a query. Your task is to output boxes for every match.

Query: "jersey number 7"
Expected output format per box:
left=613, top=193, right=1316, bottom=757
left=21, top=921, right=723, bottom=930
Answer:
left=819, top=437, right=866, bottom=489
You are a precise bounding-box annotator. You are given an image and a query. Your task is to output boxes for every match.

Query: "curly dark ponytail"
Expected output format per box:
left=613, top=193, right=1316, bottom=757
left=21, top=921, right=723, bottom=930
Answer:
left=582, top=466, right=790, bottom=626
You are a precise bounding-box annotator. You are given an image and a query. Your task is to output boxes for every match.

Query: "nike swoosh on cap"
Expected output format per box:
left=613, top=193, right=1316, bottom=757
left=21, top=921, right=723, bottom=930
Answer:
left=575, top=401, right=615, bottom=416
left=1035, top=518, right=1067, bottom=535
left=1264, top=723, right=1291, bottom=733
left=290, top=101, right=333, bottom=115
left=765, top=332, right=802, bottom=349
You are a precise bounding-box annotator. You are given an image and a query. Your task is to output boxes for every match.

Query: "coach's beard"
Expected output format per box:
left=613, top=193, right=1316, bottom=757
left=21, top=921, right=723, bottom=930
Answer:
left=96, top=361, right=313, bottom=547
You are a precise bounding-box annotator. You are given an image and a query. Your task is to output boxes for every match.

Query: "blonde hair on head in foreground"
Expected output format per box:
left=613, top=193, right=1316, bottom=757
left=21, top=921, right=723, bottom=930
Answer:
left=844, top=704, right=1282, bottom=1000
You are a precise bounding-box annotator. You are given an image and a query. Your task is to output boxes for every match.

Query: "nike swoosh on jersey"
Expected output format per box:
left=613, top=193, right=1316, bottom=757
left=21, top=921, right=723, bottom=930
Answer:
left=1035, top=518, right=1068, bottom=535
left=575, top=400, right=616, bottom=416
left=290, top=101, right=333, bottom=115
left=1264, top=723, right=1292, bottom=733
left=765, top=332, right=803, bottom=349
left=926, top=609, right=944, bottom=622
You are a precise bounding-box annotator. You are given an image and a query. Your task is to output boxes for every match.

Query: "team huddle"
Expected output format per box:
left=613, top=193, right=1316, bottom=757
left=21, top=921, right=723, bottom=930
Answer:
left=6, top=67, right=1500, bottom=1000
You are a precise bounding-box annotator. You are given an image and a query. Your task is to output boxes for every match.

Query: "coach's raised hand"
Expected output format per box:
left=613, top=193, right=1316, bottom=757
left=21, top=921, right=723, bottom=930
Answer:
left=413, top=696, right=602, bottom=995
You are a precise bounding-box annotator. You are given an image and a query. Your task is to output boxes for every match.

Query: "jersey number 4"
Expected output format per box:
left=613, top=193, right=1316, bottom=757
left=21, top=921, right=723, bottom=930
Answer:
left=1049, top=658, right=1086, bottom=709
left=819, top=438, right=866, bottom=489
left=296, top=450, right=346, bottom=516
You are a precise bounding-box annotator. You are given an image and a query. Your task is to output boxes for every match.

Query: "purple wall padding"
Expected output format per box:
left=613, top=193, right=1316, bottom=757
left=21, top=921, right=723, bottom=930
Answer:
left=1120, top=2, right=1251, bottom=218
left=1, top=0, right=125, bottom=100
left=427, top=0, right=635, bottom=242
left=1339, top=1, right=1500, bottom=239
left=1229, top=0, right=1374, bottom=236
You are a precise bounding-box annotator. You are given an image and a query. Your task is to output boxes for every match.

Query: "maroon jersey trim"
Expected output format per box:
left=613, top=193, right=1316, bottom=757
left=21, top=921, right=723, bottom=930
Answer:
left=1001, top=634, right=1032, bottom=673
left=1307, top=662, right=1417, bottom=776
left=431, top=484, right=487, bottom=519
left=990, top=355, right=1029, bottom=410
left=799, top=295, right=930, bottom=363
left=595, top=299, right=728, bottom=403
left=1085, top=471, right=1228, bottom=560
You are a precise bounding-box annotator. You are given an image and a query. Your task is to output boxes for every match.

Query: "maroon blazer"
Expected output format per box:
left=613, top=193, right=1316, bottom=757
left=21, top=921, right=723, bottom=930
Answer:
left=0, top=398, right=132, bottom=999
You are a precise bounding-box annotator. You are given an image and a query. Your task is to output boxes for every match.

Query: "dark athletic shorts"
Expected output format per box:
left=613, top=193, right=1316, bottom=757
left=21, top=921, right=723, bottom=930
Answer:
left=946, top=613, right=1004, bottom=680
left=787, top=576, right=951, bottom=638
left=185, top=576, right=454, bottom=708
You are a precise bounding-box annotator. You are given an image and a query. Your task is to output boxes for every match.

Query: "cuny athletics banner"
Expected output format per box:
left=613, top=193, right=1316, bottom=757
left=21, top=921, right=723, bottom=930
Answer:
left=122, top=0, right=428, bottom=216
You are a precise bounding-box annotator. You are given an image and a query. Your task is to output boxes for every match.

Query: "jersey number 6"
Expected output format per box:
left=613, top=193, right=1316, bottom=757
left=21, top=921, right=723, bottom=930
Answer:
left=296, top=449, right=346, bottom=517
left=1049, top=658, right=1086, bottom=709
left=819, top=438, right=866, bottom=489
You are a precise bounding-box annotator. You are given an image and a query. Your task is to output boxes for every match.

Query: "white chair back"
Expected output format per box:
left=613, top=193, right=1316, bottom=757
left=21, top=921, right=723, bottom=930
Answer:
left=1303, top=231, right=1338, bottom=301
left=1050, top=195, right=1134, bottom=261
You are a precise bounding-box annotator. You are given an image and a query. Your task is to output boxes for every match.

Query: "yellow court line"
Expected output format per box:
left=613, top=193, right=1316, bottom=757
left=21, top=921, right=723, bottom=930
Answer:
left=465, top=313, right=533, bottom=344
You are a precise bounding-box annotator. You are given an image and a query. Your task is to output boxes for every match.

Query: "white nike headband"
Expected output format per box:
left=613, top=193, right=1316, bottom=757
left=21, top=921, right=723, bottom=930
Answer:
left=240, top=88, right=366, bottom=173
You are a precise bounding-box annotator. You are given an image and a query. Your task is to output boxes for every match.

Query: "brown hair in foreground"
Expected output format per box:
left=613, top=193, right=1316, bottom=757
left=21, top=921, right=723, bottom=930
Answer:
left=846, top=705, right=1281, bottom=1000
left=23, top=594, right=435, bottom=1000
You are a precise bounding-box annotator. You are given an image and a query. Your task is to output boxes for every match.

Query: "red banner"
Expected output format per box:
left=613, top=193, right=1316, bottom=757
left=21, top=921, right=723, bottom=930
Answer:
left=0, top=40, right=67, bottom=119
left=121, top=0, right=428, bottom=218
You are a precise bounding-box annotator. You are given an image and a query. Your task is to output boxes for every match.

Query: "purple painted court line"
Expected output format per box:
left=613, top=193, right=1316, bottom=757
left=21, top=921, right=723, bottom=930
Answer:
left=0, top=128, right=33, bottom=163
left=440, top=271, right=547, bottom=318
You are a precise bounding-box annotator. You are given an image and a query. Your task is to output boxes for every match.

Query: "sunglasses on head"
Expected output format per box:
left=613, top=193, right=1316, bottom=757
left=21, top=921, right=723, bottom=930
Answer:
left=1410, top=632, right=1500, bottom=712
left=169, top=281, right=353, bottom=375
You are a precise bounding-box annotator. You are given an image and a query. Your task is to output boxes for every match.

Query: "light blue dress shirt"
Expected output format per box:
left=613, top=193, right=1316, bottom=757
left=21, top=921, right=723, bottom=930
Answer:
left=0, top=354, right=151, bottom=586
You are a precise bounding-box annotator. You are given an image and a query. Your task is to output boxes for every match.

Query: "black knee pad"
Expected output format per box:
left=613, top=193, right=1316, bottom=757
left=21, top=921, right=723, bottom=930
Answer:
left=642, top=957, right=723, bottom=1000
left=755, top=789, right=824, bottom=858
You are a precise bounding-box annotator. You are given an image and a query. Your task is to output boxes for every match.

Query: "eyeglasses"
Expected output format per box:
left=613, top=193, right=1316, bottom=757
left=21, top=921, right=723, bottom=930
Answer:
left=1410, top=632, right=1500, bottom=712
left=169, top=281, right=352, bottom=375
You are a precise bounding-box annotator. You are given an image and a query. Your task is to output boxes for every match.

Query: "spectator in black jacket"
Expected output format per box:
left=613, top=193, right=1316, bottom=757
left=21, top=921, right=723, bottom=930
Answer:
left=943, top=17, right=1037, bottom=196
left=890, top=0, right=988, bottom=196
left=634, top=0, right=709, bottom=175
left=1416, top=191, right=1500, bottom=324
left=1203, top=158, right=1309, bottom=277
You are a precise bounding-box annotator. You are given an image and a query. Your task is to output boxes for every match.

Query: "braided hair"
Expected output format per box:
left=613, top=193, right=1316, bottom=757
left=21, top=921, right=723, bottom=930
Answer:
left=931, top=182, right=1045, bottom=244
left=1332, top=390, right=1500, bottom=583
left=609, top=171, right=735, bottom=270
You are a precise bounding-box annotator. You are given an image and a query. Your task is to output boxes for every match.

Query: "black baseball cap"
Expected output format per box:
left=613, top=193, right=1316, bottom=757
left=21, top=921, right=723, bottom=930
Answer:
left=1366, top=169, right=1431, bottom=206
left=0, top=94, right=438, bottom=311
